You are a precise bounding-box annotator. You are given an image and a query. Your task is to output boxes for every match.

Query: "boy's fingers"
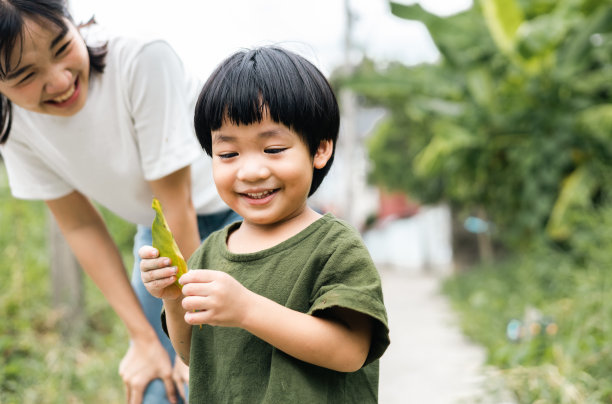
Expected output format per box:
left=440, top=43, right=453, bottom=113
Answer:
left=141, top=267, right=176, bottom=284
left=179, top=269, right=217, bottom=285
left=141, top=257, right=172, bottom=272
left=138, top=245, right=159, bottom=259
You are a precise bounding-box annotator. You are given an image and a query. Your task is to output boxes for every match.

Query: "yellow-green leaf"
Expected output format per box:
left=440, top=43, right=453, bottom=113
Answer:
left=151, top=198, right=187, bottom=288
left=546, top=165, right=596, bottom=240
left=481, top=0, right=523, bottom=54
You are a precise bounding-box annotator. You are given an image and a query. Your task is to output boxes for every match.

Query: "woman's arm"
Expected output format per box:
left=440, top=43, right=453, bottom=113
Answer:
left=180, top=270, right=373, bottom=373
left=46, top=191, right=178, bottom=404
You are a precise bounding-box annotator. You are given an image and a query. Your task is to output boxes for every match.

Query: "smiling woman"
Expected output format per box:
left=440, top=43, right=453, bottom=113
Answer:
left=0, top=1, right=239, bottom=403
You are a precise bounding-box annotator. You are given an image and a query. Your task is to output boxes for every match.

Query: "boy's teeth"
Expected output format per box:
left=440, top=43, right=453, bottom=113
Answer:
left=247, top=190, right=273, bottom=199
left=52, top=84, right=75, bottom=103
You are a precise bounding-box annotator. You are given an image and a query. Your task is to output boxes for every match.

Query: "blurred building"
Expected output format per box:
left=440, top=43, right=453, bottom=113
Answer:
left=311, top=102, right=454, bottom=274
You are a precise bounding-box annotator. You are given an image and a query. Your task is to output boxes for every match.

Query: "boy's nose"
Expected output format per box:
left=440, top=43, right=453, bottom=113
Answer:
left=44, top=67, right=73, bottom=96
left=237, top=158, right=271, bottom=182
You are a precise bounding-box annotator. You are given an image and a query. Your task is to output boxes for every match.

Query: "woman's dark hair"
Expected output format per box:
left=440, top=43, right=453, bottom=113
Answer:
left=0, top=0, right=108, bottom=144
left=194, top=46, right=340, bottom=196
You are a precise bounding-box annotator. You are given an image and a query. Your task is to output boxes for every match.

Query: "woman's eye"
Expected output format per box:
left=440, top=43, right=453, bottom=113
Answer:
left=55, top=41, right=71, bottom=57
left=265, top=148, right=287, bottom=154
left=17, top=72, right=35, bottom=85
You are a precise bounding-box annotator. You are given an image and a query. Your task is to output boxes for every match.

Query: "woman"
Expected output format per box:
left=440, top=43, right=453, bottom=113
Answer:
left=0, top=1, right=237, bottom=403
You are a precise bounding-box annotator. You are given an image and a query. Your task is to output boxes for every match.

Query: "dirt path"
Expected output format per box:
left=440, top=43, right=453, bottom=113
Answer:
left=378, top=267, right=506, bottom=404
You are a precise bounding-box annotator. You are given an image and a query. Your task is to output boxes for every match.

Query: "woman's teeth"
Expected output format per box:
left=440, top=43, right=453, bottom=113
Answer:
left=51, top=84, right=75, bottom=103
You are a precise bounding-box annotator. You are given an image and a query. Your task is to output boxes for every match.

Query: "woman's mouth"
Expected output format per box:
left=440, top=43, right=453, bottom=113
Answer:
left=46, top=77, right=80, bottom=106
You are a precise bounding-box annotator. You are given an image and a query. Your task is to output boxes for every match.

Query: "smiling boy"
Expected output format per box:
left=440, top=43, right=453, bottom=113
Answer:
left=139, top=46, right=390, bottom=403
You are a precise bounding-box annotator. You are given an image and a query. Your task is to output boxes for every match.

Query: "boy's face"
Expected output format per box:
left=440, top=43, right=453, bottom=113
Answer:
left=211, top=112, right=331, bottom=228
left=0, top=17, right=90, bottom=117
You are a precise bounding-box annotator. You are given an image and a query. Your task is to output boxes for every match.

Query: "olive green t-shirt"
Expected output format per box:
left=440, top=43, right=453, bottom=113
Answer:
left=186, top=213, right=390, bottom=403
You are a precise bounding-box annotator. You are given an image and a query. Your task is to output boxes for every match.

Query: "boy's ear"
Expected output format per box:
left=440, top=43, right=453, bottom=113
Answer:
left=313, top=139, right=334, bottom=169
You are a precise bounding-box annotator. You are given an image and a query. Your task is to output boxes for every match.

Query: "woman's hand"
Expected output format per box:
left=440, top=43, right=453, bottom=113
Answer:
left=139, top=245, right=183, bottom=300
left=179, top=270, right=255, bottom=328
left=172, top=355, right=189, bottom=401
left=119, top=337, right=177, bottom=404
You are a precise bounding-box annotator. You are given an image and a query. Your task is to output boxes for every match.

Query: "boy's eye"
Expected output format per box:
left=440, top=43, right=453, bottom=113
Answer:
left=265, top=148, right=287, bottom=154
left=218, top=152, right=238, bottom=159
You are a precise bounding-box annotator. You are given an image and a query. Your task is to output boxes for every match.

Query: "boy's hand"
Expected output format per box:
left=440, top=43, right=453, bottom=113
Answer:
left=180, top=270, right=254, bottom=328
left=139, top=245, right=182, bottom=300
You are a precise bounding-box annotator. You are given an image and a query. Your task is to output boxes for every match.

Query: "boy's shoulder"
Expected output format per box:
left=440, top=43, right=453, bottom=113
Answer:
left=315, top=213, right=365, bottom=243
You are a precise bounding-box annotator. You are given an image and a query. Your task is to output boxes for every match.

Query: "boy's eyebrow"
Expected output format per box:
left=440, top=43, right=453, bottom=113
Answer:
left=5, top=31, right=65, bottom=81
left=258, top=129, right=286, bottom=138
left=212, top=133, right=236, bottom=144
left=212, top=129, right=287, bottom=144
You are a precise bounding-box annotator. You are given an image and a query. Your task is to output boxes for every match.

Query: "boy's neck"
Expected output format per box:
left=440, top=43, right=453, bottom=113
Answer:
left=227, top=206, right=322, bottom=254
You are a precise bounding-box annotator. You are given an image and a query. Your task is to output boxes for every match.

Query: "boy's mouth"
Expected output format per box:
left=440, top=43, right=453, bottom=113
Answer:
left=243, top=189, right=278, bottom=199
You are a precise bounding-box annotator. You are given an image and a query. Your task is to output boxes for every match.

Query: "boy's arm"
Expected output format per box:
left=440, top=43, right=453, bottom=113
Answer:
left=148, top=165, right=200, bottom=384
left=242, top=296, right=372, bottom=372
left=162, top=297, right=193, bottom=365
left=139, top=246, right=194, bottom=365
left=180, top=270, right=373, bottom=373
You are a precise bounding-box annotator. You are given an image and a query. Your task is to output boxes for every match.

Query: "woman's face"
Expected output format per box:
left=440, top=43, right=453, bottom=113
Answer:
left=0, top=17, right=90, bottom=117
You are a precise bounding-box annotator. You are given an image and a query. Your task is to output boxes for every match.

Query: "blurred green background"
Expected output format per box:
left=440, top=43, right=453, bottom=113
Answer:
left=2, top=0, right=612, bottom=402
left=336, top=0, right=612, bottom=401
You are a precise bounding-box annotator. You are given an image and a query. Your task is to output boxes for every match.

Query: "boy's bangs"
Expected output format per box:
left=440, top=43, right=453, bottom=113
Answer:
left=211, top=53, right=301, bottom=133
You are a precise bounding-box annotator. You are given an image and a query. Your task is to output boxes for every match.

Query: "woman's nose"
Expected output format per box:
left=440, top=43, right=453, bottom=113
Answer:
left=44, top=67, right=72, bottom=95
left=237, top=156, right=271, bottom=181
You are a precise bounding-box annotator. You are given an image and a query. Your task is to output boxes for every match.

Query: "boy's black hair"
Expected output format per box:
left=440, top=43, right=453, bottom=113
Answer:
left=0, top=0, right=108, bottom=144
left=194, top=46, right=340, bottom=197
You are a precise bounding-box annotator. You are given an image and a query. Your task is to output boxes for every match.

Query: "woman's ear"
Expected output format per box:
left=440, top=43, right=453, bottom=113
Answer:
left=313, top=139, right=334, bottom=169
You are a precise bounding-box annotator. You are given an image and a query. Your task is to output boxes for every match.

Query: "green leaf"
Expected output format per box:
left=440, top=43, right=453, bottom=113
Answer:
left=546, top=165, right=597, bottom=240
left=389, top=2, right=493, bottom=68
left=151, top=198, right=188, bottom=288
left=558, top=6, right=612, bottom=76
left=481, top=0, right=524, bottom=54
left=414, top=122, right=480, bottom=176
left=577, top=104, right=612, bottom=142
left=466, top=68, right=494, bottom=107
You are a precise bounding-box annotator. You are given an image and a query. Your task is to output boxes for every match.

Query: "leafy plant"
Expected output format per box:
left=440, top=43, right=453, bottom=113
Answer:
left=336, top=0, right=612, bottom=251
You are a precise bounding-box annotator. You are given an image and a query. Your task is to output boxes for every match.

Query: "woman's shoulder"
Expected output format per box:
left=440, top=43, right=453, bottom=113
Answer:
left=81, top=26, right=176, bottom=69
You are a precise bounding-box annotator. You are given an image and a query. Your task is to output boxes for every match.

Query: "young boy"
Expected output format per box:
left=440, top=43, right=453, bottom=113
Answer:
left=139, top=46, right=390, bottom=403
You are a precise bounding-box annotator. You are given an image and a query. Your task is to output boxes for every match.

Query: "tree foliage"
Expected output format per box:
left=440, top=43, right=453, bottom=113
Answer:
left=337, top=0, right=612, bottom=249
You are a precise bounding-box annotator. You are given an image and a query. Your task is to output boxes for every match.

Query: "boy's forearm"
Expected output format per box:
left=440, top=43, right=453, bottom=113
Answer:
left=241, top=292, right=371, bottom=373
left=163, top=297, right=193, bottom=365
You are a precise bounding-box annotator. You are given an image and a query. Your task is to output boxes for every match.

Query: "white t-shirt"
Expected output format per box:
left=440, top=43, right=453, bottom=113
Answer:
left=0, top=33, right=227, bottom=225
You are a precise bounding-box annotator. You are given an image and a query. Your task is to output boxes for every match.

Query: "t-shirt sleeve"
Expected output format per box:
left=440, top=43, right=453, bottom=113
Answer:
left=0, top=135, right=73, bottom=200
left=126, top=40, right=204, bottom=181
left=307, top=227, right=390, bottom=367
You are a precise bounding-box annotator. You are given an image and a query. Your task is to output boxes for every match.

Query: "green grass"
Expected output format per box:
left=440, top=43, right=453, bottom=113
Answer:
left=443, top=250, right=612, bottom=403
left=0, top=163, right=134, bottom=403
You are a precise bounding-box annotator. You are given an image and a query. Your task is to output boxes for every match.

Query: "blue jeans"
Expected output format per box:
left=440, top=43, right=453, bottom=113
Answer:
left=131, top=209, right=240, bottom=404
